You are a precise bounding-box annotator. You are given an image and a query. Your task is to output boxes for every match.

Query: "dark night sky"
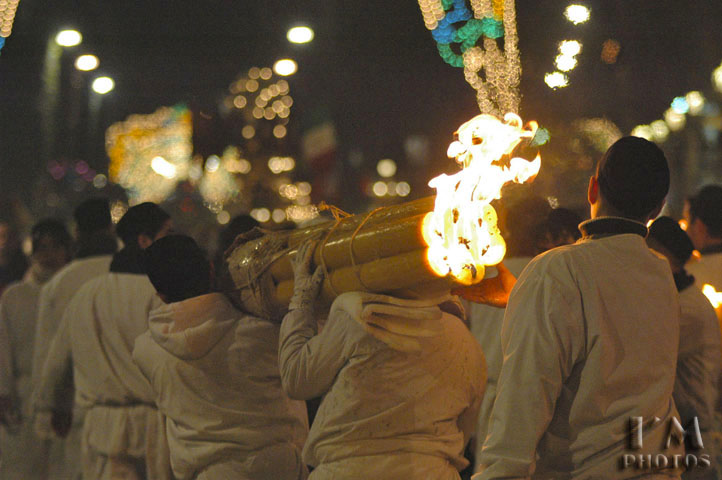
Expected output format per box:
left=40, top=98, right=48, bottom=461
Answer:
left=1, top=0, right=721, bottom=208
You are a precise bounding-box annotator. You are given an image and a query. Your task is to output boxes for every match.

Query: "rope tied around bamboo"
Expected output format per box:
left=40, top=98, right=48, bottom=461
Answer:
left=223, top=196, right=457, bottom=313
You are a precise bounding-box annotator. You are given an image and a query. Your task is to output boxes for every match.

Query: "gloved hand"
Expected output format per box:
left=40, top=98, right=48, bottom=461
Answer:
left=289, top=240, right=325, bottom=311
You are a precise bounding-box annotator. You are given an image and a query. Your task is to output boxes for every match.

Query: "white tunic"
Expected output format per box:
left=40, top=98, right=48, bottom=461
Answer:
left=31, top=255, right=113, bottom=398
left=475, top=231, right=683, bottom=479
left=132, top=293, right=309, bottom=480
left=0, top=276, right=66, bottom=480
left=35, top=273, right=170, bottom=479
left=674, top=284, right=721, bottom=432
left=687, top=251, right=722, bottom=293
left=464, top=256, right=532, bottom=472
left=279, top=293, right=486, bottom=480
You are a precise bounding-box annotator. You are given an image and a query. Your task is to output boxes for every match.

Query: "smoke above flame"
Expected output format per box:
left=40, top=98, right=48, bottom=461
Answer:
left=422, top=113, right=541, bottom=285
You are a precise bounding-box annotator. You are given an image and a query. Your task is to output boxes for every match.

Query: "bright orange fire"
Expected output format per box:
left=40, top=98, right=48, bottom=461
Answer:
left=702, top=284, right=722, bottom=309
left=422, top=113, right=541, bottom=285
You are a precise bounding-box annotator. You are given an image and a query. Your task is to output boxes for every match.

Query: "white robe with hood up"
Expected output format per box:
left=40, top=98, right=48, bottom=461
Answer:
left=133, top=292, right=309, bottom=480
left=279, top=292, right=486, bottom=480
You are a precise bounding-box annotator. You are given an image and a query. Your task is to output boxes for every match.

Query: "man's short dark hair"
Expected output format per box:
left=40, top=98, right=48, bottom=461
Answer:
left=688, top=185, right=722, bottom=238
left=74, top=198, right=111, bottom=234
left=648, top=216, right=694, bottom=265
left=144, top=235, right=211, bottom=303
left=596, top=136, right=670, bottom=220
left=32, top=219, right=72, bottom=253
left=116, top=202, right=170, bottom=246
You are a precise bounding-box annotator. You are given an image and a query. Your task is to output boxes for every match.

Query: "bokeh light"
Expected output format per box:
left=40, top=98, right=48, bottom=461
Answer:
left=287, top=26, right=314, bottom=44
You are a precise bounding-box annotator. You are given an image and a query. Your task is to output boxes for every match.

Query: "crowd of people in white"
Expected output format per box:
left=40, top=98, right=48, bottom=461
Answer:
left=1, top=136, right=722, bottom=479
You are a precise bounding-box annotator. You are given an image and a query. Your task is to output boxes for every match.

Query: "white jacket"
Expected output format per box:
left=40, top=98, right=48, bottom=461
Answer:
left=35, top=272, right=170, bottom=479
left=464, top=256, right=532, bottom=471
left=133, top=293, right=309, bottom=480
left=279, top=292, right=486, bottom=480
left=476, top=219, right=683, bottom=480
left=0, top=277, right=43, bottom=412
left=674, top=284, right=721, bottom=431
left=687, top=251, right=722, bottom=293
left=30, top=255, right=113, bottom=403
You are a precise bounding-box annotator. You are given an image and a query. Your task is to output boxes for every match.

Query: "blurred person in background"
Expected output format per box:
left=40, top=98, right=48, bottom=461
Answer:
left=0, top=219, right=29, bottom=296
left=30, top=197, right=117, bottom=479
left=35, top=202, right=174, bottom=480
left=647, top=216, right=721, bottom=480
left=0, top=219, right=71, bottom=479
left=540, top=207, right=583, bottom=251
left=134, top=235, right=308, bottom=480
left=684, top=185, right=722, bottom=293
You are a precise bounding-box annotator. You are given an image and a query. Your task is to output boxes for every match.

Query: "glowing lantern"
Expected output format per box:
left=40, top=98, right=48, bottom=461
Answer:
left=422, top=113, right=541, bottom=285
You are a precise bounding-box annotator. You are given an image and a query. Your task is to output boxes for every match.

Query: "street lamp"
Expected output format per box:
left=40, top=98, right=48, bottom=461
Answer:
left=91, top=76, right=114, bottom=94
left=287, top=26, right=314, bottom=44
left=75, top=54, right=99, bottom=71
left=273, top=59, right=297, bottom=76
left=55, top=29, right=82, bottom=47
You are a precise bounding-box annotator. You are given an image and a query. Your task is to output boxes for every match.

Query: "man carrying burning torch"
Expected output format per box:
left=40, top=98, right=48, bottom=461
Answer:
left=474, top=137, right=684, bottom=479
left=278, top=239, right=486, bottom=479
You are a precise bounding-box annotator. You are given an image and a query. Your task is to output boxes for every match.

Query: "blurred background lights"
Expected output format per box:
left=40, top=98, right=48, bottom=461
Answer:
left=91, top=76, right=114, bottom=94
left=251, top=208, right=271, bottom=223
left=376, top=158, right=397, bottom=178
left=241, top=125, right=255, bottom=139
left=670, top=96, right=689, bottom=115
left=205, top=155, right=220, bottom=172
left=272, top=208, right=286, bottom=223
left=563, top=4, right=590, bottom=25
left=664, top=108, right=686, bottom=131
left=273, top=59, right=297, bottom=76
left=55, top=29, right=82, bottom=47
left=555, top=54, right=577, bottom=72
left=396, top=181, right=411, bottom=197
left=92, top=174, right=108, bottom=189
left=630, top=125, right=654, bottom=141
left=0, top=0, right=20, bottom=41
left=601, top=39, right=621, bottom=64
left=287, top=26, right=314, bottom=44
left=713, top=64, right=722, bottom=93
left=151, top=156, right=177, bottom=179
left=217, top=211, right=230, bottom=225
left=650, top=120, right=670, bottom=143
left=544, top=72, right=569, bottom=89
left=75, top=54, right=99, bottom=71
left=559, top=40, right=582, bottom=57
left=685, top=91, right=705, bottom=115
left=372, top=181, right=388, bottom=197
left=273, top=124, right=287, bottom=138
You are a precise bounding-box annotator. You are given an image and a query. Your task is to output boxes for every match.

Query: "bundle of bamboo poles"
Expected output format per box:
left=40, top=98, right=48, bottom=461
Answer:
left=223, top=196, right=458, bottom=313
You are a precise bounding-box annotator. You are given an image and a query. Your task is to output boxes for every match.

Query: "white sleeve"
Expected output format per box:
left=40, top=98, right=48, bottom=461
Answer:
left=31, top=284, right=56, bottom=398
left=0, top=298, right=13, bottom=397
left=278, top=306, right=355, bottom=400
left=32, top=304, right=73, bottom=413
left=475, top=265, right=585, bottom=480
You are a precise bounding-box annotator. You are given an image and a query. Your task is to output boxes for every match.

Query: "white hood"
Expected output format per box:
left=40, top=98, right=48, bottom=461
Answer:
left=148, top=293, right=239, bottom=360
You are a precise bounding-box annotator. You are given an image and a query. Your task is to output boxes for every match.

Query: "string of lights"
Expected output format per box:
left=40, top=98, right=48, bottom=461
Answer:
left=417, top=0, right=520, bottom=116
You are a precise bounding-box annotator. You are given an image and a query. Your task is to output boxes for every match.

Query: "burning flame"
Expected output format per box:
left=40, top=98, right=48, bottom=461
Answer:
left=422, top=113, right=541, bottom=285
left=702, top=284, right=722, bottom=309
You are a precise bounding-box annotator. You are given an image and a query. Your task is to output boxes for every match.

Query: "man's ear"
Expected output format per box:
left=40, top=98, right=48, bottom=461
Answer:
left=647, top=199, right=666, bottom=223
left=587, top=176, right=598, bottom=206
left=138, top=234, right=153, bottom=249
